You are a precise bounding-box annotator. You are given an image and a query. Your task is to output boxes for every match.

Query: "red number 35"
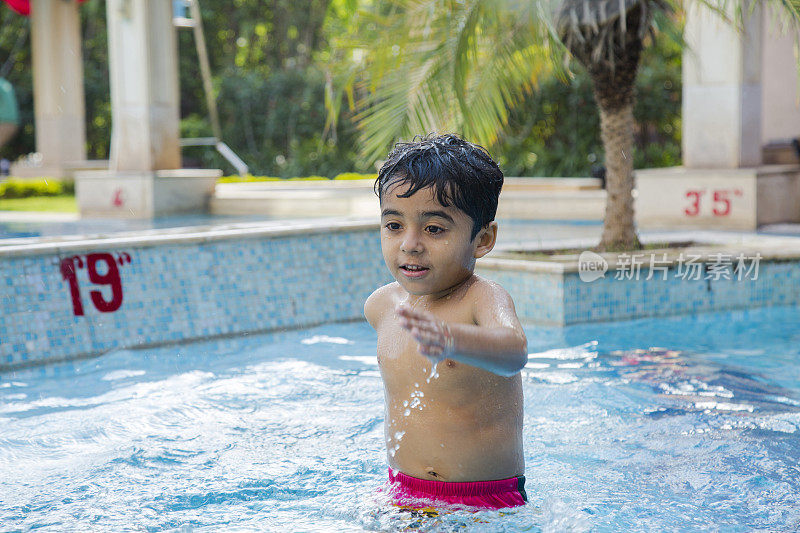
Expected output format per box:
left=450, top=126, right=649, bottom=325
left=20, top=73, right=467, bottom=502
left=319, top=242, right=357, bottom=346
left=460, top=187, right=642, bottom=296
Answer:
left=684, top=190, right=704, bottom=216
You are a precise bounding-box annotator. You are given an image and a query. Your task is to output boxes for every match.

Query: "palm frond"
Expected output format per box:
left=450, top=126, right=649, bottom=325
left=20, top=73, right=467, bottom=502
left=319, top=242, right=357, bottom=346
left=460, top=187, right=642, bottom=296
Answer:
left=331, top=0, right=558, bottom=165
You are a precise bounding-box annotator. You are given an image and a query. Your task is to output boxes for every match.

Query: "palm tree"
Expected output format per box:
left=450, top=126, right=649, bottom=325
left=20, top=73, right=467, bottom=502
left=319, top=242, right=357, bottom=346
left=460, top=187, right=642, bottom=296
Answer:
left=329, top=0, right=800, bottom=251
left=555, top=0, right=657, bottom=250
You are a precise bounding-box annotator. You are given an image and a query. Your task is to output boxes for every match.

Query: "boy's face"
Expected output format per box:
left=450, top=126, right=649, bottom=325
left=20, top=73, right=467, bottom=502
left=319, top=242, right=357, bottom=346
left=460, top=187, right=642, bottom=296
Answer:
left=380, top=184, right=496, bottom=297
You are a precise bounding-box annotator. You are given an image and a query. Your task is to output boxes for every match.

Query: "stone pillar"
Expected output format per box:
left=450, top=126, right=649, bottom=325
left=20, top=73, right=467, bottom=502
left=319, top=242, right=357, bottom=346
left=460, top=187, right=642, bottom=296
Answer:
left=682, top=2, right=763, bottom=168
left=75, top=0, right=220, bottom=218
left=28, top=0, right=86, bottom=176
left=107, top=0, right=180, bottom=171
left=761, top=5, right=800, bottom=151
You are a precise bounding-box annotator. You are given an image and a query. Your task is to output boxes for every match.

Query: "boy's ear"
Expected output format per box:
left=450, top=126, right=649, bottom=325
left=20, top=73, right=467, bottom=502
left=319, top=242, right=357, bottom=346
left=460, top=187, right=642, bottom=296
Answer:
left=473, top=221, right=498, bottom=259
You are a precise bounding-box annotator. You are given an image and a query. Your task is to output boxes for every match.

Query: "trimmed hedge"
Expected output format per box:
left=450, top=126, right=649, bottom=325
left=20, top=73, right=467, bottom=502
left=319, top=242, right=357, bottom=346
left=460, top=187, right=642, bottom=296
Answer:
left=0, top=175, right=377, bottom=198
left=333, top=173, right=377, bottom=181
left=0, top=179, right=75, bottom=199
left=218, top=173, right=377, bottom=184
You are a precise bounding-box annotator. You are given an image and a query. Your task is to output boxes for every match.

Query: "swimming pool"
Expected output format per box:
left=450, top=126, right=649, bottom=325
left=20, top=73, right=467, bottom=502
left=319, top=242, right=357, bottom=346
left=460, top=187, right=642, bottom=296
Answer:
left=2, top=305, right=800, bottom=531
left=0, top=213, right=279, bottom=243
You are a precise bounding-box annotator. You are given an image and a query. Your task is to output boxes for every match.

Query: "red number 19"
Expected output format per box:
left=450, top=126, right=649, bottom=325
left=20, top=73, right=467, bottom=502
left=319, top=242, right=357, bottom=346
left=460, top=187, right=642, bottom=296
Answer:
left=60, top=252, right=131, bottom=316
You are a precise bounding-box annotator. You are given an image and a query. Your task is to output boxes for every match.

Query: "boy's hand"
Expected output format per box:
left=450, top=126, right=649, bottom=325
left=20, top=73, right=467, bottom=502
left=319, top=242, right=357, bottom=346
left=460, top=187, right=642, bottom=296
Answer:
left=397, top=304, right=455, bottom=362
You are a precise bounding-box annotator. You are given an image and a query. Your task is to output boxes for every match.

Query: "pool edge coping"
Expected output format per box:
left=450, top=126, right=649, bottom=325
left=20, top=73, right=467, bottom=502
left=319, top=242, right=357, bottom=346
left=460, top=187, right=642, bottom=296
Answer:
left=0, top=218, right=380, bottom=257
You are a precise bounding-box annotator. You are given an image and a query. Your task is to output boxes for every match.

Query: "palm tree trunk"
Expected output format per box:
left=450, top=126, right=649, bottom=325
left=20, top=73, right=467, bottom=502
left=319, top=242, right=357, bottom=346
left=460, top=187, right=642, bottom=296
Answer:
left=598, top=102, right=640, bottom=251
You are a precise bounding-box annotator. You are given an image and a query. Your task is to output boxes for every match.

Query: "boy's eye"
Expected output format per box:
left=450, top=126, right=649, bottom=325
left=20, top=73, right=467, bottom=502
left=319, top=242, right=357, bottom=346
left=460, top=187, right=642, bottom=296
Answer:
left=385, top=222, right=401, bottom=231
left=426, top=225, right=444, bottom=235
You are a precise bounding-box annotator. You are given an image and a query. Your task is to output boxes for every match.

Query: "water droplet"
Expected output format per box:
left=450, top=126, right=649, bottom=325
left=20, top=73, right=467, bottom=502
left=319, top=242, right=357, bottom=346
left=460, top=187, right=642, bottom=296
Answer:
left=425, top=362, right=440, bottom=383
left=403, top=409, right=410, bottom=416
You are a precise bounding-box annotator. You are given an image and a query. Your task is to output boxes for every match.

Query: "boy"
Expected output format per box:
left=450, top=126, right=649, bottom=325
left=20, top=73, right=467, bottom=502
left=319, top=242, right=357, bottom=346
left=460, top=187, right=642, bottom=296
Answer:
left=364, top=134, right=529, bottom=511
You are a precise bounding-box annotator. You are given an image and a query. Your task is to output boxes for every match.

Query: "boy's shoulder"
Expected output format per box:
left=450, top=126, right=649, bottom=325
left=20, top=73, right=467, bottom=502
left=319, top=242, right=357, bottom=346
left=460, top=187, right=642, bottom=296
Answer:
left=465, top=274, right=513, bottom=301
left=364, top=282, right=403, bottom=329
left=464, top=275, right=519, bottom=320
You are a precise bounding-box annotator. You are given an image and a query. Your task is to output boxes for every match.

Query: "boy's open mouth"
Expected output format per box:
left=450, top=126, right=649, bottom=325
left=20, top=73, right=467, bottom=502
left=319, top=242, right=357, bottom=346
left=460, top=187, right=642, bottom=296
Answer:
left=400, top=264, right=430, bottom=278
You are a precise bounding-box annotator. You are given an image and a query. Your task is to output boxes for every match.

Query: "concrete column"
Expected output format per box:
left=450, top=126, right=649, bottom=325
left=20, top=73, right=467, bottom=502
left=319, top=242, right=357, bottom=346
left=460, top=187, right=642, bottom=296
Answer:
left=682, top=2, right=763, bottom=168
left=106, top=0, right=180, bottom=171
left=761, top=5, right=800, bottom=146
left=29, top=0, right=86, bottom=175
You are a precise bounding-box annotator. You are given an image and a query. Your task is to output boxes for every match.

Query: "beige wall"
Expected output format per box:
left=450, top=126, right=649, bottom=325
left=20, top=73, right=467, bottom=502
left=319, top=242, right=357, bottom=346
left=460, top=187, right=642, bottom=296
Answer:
left=107, top=0, right=181, bottom=172
left=761, top=5, right=800, bottom=144
left=683, top=2, right=800, bottom=168
left=29, top=0, right=86, bottom=173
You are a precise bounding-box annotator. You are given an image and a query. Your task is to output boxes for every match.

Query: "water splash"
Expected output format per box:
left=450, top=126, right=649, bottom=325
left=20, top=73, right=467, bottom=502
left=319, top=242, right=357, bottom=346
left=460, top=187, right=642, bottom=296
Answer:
left=425, top=361, right=440, bottom=383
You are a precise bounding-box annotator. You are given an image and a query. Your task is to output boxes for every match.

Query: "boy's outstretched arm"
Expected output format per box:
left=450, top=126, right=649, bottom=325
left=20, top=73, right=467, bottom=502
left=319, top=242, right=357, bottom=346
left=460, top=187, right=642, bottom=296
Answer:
left=397, top=283, right=528, bottom=377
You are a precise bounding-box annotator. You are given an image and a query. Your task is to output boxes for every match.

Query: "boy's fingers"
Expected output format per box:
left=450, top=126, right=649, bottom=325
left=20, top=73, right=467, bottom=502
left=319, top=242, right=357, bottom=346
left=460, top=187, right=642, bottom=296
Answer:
left=397, top=305, right=435, bottom=321
left=419, top=342, right=442, bottom=356
left=405, top=319, right=435, bottom=334
left=401, top=318, right=433, bottom=334
left=403, top=313, right=440, bottom=329
left=413, top=329, right=445, bottom=347
left=412, top=331, right=443, bottom=348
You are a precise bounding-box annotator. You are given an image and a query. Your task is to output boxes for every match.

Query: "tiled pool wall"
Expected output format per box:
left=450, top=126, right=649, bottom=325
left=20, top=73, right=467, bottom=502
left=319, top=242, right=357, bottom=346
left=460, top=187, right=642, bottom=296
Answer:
left=5, top=221, right=800, bottom=370
left=0, top=225, right=390, bottom=370
left=478, top=259, right=800, bottom=325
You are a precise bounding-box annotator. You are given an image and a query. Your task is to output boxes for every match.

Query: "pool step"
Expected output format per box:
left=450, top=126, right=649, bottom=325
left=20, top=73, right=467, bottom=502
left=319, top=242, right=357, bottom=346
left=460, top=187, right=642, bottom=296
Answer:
left=211, top=178, right=607, bottom=220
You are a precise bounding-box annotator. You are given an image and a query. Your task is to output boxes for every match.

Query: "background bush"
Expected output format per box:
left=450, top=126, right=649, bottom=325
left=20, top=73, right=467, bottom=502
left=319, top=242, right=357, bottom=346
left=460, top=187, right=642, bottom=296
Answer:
left=217, top=172, right=375, bottom=183
left=0, top=178, right=73, bottom=198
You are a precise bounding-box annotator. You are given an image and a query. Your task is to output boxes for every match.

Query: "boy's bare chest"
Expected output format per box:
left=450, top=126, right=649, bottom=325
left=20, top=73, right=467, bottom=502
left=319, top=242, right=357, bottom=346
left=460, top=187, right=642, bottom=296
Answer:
left=376, top=305, right=480, bottom=393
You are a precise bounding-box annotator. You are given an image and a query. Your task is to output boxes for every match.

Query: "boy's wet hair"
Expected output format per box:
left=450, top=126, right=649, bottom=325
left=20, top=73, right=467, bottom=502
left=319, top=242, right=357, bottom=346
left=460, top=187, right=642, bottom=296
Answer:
left=376, top=133, right=504, bottom=239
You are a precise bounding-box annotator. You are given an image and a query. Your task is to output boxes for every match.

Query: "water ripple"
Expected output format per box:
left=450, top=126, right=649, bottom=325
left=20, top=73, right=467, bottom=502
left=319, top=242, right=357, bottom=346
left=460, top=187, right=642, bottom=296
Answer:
left=2, top=315, right=800, bottom=531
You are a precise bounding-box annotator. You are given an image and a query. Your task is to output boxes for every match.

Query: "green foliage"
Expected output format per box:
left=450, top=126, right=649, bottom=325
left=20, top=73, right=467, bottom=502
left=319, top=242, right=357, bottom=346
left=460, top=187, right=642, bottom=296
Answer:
left=327, top=0, right=561, bottom=165
left=218, top=175, right=326, bottom=183
left=331, top=0, right=688, bottom=175
left=0, top=195, right=77, bottom=212
left=0, top=178, right=73, bottom=199
left=217, top=172, right=375, bottom=182
left=195, top=66, right=362, bottom=177
left=0, top=0, right=354, bottom=178
left=0, top=11, right=32, bottom=160
left=0, top=0, right=690, bottom=180
left=81, top=1, right=111, bottom=160
left=495, top=22, right=682, bottom=176
left=332, top=172, right=376, bottom=180
left=175, top=0, right=361, bottom=176
left=218, top=176, right=282, bottom=183
left=0, top=5, right=110, bottom=161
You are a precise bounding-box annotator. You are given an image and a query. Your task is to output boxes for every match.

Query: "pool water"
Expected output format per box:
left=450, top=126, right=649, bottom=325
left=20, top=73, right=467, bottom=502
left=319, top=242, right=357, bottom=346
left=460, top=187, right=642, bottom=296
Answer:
left=2, top=306, right=800, bottom=531
left=0, top=214, right=276, bottom=242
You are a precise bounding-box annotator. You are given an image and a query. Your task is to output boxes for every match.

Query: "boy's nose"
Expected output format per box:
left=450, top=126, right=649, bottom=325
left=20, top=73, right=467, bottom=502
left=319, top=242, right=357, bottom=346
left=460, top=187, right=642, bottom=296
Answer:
left=400, top=233, right=423, bottom=254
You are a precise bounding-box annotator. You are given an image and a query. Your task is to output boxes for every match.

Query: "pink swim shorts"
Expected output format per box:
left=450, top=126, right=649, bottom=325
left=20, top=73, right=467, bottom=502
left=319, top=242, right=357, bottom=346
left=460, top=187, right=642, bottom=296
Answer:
left=387, top=468, right=527, bottom=510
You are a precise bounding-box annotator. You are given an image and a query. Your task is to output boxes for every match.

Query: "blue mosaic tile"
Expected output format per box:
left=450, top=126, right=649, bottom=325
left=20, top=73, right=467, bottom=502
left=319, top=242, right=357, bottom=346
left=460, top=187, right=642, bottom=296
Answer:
left=480, top=260, right=800, bottom=326
left=1, top=229, right=390, bottom=369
